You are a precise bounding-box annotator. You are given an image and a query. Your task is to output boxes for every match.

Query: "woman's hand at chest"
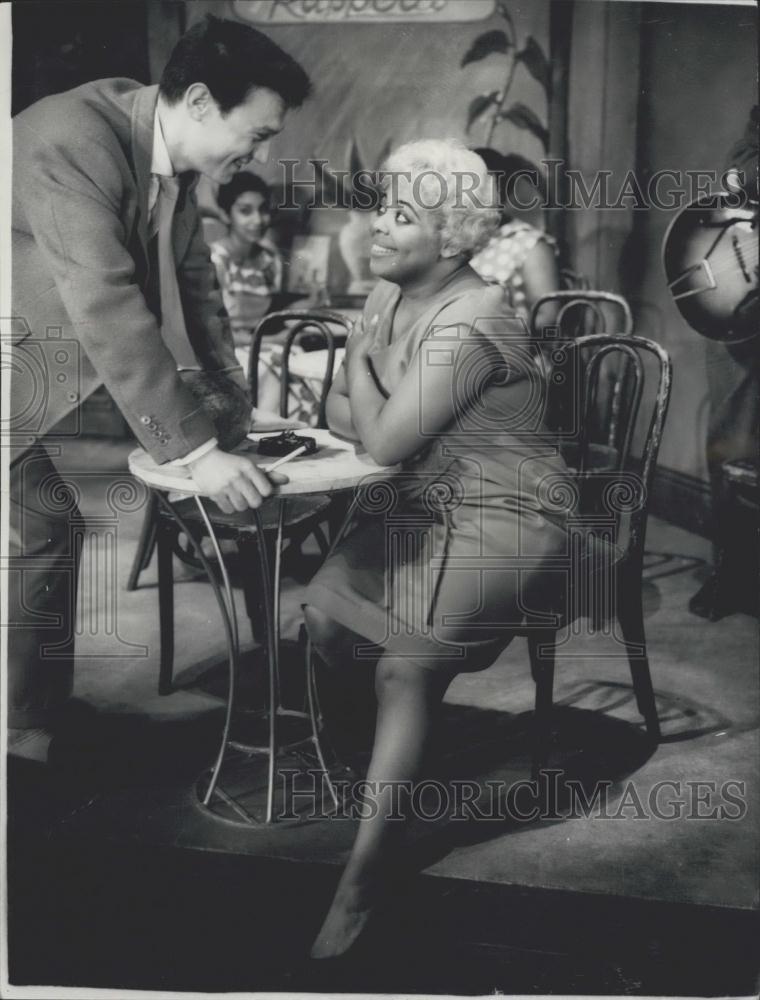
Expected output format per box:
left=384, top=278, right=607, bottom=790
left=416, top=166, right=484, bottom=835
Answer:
left=344, top=314, right=492, bottom=468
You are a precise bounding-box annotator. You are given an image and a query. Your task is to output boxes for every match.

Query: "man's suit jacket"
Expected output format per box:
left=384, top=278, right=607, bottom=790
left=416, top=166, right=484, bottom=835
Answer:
left=11, top=79, right=243, bottom=462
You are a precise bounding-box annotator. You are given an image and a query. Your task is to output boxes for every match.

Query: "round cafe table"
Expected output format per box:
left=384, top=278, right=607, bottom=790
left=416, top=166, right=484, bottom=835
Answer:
left=128, top=429, right=392, bottom=824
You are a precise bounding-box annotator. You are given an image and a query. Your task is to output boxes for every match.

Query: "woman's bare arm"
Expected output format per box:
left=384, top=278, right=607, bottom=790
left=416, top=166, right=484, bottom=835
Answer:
left=522, top=240, right=560, bottom=335
left=325, top=363, right=361, bottom=441
left=345, top=318, right=503, bottom=466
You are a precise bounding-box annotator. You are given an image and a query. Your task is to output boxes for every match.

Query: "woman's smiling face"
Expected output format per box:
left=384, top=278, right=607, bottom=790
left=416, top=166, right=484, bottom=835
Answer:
left=369, top=175, right=444, bottom=286
left=229, top=190, right=271, bottom=244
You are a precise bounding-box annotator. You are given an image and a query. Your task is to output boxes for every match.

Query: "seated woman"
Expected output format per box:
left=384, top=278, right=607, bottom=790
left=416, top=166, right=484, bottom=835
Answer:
left=209, top=172, right=282, bottom=345
left=469, top=147, right=560, bottom=329
left=303, top=139, right=573, bottom=958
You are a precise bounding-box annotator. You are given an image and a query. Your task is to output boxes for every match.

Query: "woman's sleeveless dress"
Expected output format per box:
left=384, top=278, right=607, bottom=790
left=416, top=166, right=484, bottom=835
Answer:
left=305, top=266, right=574, bottom=674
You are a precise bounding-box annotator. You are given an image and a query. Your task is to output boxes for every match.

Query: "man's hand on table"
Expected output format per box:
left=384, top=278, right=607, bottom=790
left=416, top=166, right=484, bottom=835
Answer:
left=188, top=446, right=287, bottom=514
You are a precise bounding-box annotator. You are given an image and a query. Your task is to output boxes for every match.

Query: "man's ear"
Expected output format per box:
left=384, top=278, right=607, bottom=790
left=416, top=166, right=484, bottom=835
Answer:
left=185, top=83, right=212, bottom=121
left=440, top=241, right=461, bottom=259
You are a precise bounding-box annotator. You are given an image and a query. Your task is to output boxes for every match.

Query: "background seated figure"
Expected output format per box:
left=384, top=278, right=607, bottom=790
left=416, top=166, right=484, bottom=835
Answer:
left=470, top=147, right=560, bottom=326
left=302, top=139, right=573, bottom=959
left=210, top=172, right=317, bottom=419
left=210, top=171, right=283, bottom=345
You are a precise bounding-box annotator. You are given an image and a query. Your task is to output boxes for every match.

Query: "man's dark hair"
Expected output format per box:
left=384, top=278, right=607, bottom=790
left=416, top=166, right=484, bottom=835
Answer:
left=160, top=15, right=311, bottom=113
left=217, top=171, right=272, bottom=215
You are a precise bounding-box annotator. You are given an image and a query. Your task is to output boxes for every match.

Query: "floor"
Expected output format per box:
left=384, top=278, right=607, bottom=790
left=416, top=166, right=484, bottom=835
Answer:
left=6, top=437, right=760, bottom=995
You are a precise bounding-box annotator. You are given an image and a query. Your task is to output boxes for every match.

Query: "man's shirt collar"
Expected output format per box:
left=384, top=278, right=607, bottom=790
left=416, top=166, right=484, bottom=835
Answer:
left=151, top=105, right=175, bottom=178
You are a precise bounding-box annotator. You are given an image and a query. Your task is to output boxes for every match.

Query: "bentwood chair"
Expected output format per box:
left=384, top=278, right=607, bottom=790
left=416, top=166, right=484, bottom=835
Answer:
left=248, top=309, right=352, bottom=428
left=530, top=289, right=634, bottom=340
left=248, top=309, right=355, bottom=549
left=530, top=290, right=636, bottom=470
left=518, top=333, right=673, bottom=778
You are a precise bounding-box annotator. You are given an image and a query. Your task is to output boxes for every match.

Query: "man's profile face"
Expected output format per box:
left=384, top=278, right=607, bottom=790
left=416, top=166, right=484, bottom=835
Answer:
left=190, top=86, right=287, bottom=184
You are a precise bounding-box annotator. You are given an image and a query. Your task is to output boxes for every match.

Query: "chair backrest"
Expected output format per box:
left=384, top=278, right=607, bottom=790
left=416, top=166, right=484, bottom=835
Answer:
left=248, top=310, right=352, bottom=428
left=531, top=291, right=636, bottom=455
left=530, top=289, right=634, bottom=340
left=561, top=333, right=672, bottom=567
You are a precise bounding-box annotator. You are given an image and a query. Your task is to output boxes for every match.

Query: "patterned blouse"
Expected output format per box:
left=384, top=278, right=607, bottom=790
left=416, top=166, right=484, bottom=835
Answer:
left=209, top=237, right=283, bottom=335
left=470, top=220, right=557, bottom=323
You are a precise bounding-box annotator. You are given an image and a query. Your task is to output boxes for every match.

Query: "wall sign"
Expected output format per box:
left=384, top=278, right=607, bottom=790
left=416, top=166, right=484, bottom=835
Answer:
left=232, top=0, right=496, bottom=24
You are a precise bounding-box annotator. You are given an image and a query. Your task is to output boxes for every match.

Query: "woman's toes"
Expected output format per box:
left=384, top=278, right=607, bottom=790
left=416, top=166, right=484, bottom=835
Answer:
left=309, top=902, right=373, bottom=959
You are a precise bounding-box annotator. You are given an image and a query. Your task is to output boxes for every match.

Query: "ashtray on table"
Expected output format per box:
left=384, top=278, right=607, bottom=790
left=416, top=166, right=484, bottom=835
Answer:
left=256, top=431, right=318, bottom=457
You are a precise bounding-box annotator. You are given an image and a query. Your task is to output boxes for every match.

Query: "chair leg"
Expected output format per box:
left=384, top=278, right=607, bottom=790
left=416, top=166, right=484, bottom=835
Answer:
left=529, top=630, right=556, bottom=781
left=617, top=585, right=661, bottom=742
left=126, top=492, right=159, bottom=591
left=157, top=518, right=175, bottom=696
left=310, top=523, right=329, bottom=557
left=327, top=493, right=351, bottom=543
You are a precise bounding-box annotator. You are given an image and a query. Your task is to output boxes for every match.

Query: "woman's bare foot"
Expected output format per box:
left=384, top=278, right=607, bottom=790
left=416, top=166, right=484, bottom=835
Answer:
left=309, top=886, right=374, bottom=959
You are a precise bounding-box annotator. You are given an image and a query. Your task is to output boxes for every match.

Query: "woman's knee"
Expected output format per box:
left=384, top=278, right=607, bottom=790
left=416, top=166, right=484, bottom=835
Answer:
left=375, top=657, right=452, bottom=700
left=303, top=604, right=344, bottom=650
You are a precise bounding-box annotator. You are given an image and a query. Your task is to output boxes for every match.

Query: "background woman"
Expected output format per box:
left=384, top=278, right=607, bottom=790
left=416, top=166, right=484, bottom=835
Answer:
left=211, top=173, right=315, bottom=419
left=210, top=171, right=282, bottom=344
left=303, top=139, right=573, bottom=958
left=470, top=147, right=560, bottom=327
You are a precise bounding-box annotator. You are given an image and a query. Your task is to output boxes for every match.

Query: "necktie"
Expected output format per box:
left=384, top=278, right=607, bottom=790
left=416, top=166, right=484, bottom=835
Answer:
left=153, top=175, right=200, bottom=370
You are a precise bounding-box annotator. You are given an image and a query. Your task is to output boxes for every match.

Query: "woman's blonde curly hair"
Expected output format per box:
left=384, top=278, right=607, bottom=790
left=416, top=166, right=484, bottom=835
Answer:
left=381, top=139, right=501, bottom=259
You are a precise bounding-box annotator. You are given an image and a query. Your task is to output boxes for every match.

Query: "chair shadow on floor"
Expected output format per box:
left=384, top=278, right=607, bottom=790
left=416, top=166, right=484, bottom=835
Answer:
left=32, top=666, right=755, bottom=848
left=390, top=678, right=755, bottom=874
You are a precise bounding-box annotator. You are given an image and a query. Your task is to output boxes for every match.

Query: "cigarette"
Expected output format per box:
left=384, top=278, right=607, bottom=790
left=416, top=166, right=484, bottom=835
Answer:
left=261, top=444, right=307, bottom=473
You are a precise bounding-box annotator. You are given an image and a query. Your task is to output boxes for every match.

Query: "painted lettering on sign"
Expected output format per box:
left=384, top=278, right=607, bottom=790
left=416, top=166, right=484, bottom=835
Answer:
left=232, top=0, right=496, bottom=24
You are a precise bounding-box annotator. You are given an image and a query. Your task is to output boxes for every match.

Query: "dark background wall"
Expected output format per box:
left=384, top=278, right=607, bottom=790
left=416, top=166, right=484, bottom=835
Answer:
left=630, top=2, right=757, bottom=479
left=12, top=1, right=150, bottom=115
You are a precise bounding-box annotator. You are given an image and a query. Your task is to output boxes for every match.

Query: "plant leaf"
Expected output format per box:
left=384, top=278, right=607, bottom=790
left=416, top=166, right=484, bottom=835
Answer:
left=517, top=36, right=552, bottom=96
left=496, top=1, right=516, bottom=45
left=348, top=136, right=365, bottom=180
left=376, top=137, right=393, bottom=169
left=461, top=30, right=511, bottom=67
left=466, top=91, right=500, bottom=133
left=499, top=102, right=549, bottom=148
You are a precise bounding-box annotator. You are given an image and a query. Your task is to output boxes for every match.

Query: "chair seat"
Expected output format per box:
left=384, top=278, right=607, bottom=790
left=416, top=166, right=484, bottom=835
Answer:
left=721, top=459, right=759, bottom=507
left=162, top=494, right=333, bottom=536
left=561, top=441, right=620, bottom=472
left=526, top=531, right=626, bottom=630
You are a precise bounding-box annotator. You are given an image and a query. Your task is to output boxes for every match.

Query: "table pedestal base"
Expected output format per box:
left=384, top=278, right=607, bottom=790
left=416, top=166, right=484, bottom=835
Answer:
left=157, top=492, right=341, bottom=825
left=195, top=711, right=350, bottom=825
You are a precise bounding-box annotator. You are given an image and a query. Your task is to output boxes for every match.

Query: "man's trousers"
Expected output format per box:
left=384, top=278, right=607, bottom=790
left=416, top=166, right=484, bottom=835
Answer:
left=7, top=443, right=81, bottom=729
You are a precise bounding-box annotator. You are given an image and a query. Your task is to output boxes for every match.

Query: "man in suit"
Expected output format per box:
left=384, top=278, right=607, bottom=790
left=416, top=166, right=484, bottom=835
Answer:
left=8, top=16, right=311, bottom=757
